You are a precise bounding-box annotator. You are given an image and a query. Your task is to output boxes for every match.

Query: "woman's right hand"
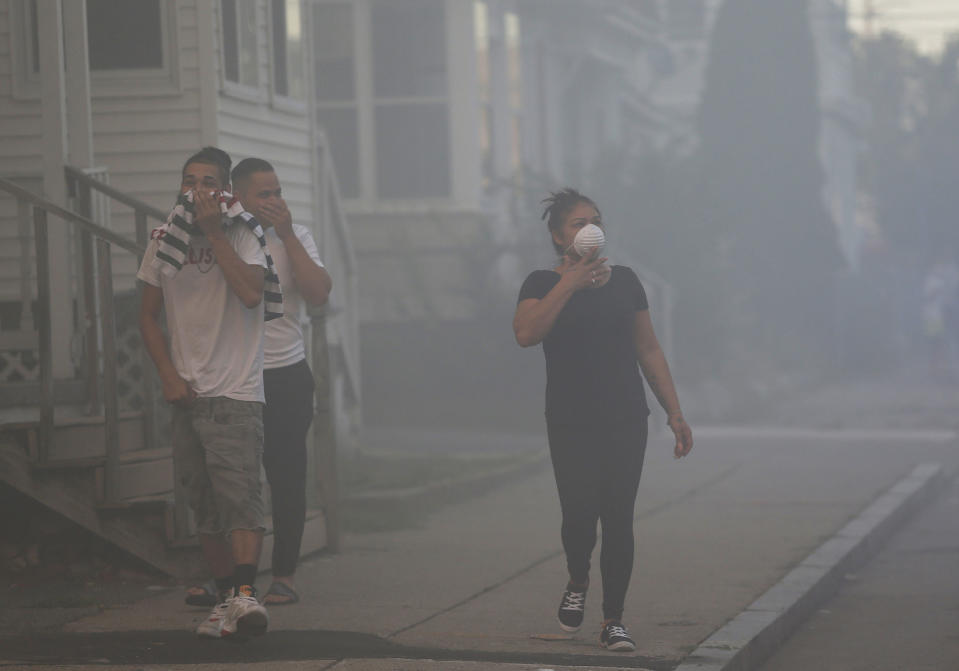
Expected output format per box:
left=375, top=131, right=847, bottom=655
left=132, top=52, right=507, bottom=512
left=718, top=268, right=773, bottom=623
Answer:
left=558, top=249, right=609, bottom=291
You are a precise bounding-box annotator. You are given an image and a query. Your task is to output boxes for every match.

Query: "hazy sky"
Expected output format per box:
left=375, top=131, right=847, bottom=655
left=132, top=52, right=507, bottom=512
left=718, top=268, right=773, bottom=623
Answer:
left=847, top=0, right=959, bottom=54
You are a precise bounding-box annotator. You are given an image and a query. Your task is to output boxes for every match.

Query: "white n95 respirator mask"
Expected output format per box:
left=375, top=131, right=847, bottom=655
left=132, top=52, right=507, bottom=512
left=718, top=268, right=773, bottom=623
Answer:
left=570, top=223, right=606, bottom=258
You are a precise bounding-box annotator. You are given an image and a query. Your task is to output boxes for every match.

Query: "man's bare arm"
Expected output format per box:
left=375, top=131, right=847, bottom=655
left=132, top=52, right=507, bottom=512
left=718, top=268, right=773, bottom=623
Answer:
left=193, top=189, right=265, bottom=308
left=139, top=284, right=196, bottom=404
left=260, top=201, right=331, bottom=306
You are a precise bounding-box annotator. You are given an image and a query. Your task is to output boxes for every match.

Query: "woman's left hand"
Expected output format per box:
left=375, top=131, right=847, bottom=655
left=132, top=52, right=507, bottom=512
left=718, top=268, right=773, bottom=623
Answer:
left=589, top=262, right=612, bottom=288
left=668, top=414, right=693, bottom=459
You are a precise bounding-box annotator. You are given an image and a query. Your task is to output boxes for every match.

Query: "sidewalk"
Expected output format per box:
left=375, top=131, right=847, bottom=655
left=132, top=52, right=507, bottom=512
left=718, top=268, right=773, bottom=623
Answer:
left=2, top=415, right=958, bottom=670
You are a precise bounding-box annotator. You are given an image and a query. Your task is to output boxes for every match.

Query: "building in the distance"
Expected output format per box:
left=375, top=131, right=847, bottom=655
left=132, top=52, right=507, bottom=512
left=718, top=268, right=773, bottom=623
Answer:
left=309, top=0, right=675, bottom=426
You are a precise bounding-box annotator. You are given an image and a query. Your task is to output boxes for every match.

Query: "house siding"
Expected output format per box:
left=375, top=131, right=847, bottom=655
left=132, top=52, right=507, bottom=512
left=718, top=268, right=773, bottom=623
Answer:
left=90, top=2, right=206, bottom=291
left=0, top=1, right=42, bottom=300
left=0, top=0, right=327, bottom=305
left=0, top=1, right=208, bottom=297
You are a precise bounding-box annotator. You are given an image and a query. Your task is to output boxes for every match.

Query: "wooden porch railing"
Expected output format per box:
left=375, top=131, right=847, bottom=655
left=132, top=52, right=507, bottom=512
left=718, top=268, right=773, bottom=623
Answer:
left=64, top=166, right=167, bottom=456
left=308, top=131, right=361, bottom=551
left=0, top=175, right=144, bottom=503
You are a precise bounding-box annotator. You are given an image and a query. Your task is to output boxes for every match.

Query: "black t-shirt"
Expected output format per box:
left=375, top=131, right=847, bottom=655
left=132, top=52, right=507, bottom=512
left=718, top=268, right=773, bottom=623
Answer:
left=518, top=265, right=650, bottom=424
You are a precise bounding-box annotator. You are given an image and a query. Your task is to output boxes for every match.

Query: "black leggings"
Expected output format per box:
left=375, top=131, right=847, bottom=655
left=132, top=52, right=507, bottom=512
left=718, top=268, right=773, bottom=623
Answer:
left=546, top=416, right=648, bottom=621
left=263, top=359, right=315, bottom=577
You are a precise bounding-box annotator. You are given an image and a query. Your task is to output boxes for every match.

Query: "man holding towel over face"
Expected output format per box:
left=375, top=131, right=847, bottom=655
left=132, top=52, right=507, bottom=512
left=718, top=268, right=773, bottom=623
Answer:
left=138, top=147, right=274, bottom=639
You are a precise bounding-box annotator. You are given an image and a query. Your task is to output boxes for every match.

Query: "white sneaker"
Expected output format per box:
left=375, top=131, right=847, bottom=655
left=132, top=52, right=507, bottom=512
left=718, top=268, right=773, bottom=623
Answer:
left=221, top=591, right=269, bottom=638
left=195, top=600, right=230, bottom=638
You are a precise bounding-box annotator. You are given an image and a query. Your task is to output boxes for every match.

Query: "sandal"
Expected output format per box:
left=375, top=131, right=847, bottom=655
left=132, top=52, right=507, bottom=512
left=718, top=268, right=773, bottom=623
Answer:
left=184, top=579, right=218, bottom=607
left=263, top=581, right=300, bottom=605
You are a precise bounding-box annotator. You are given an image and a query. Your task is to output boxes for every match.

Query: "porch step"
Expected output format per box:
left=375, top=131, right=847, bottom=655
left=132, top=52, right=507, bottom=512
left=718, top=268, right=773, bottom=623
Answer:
left=94, top=448, right=173, bottom=501
left=0, top=405, right=147, bottom=461
left=0, top=403, right=120, bottom=428
left=0, top=440, right=329, bottom=578
left=96, top=495, right=171, bottom=512
left=33, top=456, right=105, bottom=470
left=0, top=440, right=202, bottom=578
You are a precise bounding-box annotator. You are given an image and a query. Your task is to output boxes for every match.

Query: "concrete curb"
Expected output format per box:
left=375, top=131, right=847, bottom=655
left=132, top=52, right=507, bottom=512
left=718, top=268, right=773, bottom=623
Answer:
left=674, top=461, right=946, bottom=671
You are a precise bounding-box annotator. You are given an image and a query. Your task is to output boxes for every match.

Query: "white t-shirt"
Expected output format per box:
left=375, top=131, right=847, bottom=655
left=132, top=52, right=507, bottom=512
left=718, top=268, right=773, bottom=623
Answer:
left=137, top=226, right=268, bottom=403
left=263, top=224, right=325, bottom=369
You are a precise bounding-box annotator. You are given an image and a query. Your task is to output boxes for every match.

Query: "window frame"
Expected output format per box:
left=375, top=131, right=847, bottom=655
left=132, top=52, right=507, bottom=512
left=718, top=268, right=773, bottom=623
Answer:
left=313, top=0, right=457, bottom=208
left=313, top=0, right=360, bottom=198
left=219, top=0, right=266, bottom=103
left=269, top=0, right=309, bottom=114
left=8, top=0, right=39, bottom=100
left=9, top=0, right=181, bottom=101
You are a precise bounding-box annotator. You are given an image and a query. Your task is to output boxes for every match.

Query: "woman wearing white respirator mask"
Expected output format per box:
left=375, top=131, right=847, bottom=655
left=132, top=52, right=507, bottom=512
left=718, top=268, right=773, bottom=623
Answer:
left=513, top=188, right=692, bottom=652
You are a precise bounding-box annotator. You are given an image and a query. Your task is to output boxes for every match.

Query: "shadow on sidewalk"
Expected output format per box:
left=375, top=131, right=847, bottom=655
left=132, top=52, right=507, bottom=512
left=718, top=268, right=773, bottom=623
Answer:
left=0, top=628, right=675, bottom=670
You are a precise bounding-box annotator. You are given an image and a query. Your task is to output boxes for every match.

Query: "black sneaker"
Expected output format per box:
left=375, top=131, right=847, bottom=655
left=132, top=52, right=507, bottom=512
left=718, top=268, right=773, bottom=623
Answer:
left=600, top=620, right=635, bottom=652
left=557, top=586, right=586, bottom=632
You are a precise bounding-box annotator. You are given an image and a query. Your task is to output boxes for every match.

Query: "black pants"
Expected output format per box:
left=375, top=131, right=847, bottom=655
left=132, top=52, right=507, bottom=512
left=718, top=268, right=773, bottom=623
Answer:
left=546, top=416, right=648, bottom=621
left=263, top=359, right=315, bottom=577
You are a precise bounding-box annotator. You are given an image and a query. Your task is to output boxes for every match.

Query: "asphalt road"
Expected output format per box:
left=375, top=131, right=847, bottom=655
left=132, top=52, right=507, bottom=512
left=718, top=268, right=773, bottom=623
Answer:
left=759, top=474, right=959, bottom=671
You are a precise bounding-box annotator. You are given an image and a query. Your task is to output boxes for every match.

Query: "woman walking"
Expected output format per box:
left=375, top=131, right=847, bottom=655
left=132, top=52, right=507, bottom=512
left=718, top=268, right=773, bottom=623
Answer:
left=513, top=188, right=693, bottom=652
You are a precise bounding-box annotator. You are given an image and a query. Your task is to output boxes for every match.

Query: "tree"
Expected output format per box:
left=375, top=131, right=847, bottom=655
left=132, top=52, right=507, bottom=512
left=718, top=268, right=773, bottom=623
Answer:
left=587, top=143, right=722, bottom=381
left=697, top=0, right=843, bottom=375
left=853, top=32, right=929, bottom=254
left=914, top=37, right=959, bottom=253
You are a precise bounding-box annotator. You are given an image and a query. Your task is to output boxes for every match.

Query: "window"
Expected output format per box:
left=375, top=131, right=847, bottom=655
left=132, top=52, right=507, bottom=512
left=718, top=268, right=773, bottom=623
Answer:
left=314, top=2, right=354, bottom=101
left=314, top=2, right=359, bottom=197
left=222, top=0, right=259, bottom=88
left=312, top=0, right=452, bottom=202
left=86, top=0, right=163, bottom=70
left=272, top=0, right=306, bottom=99
left=13, top=0, right=178, bottom=99
left=371, top=1, right=446, bottom=98
left=375, top=102, right=450, bottom=199
left=371, top=0, right=450, bottom=199
left=24, top=0, right=164, bottom=72
left=12, top=0, right=49, bottom=96
left=317, top=108, right=361, bottom=198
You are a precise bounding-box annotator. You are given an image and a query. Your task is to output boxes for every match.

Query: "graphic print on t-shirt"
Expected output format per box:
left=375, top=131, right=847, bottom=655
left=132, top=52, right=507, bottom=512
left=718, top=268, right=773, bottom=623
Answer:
left=150, top=227, right=216, bottom=273
left=186, top=245, right=216, bottom=273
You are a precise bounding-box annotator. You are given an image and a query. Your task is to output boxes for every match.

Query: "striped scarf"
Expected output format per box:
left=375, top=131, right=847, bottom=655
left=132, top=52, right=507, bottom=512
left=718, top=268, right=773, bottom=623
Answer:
left=152, top=191, right=282, bottom=321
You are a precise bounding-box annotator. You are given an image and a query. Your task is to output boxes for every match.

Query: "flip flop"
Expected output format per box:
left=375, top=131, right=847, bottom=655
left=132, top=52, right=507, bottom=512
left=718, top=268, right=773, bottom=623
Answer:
left=184, top=579, right=217, bottom=607
left=263, top=581, right=300, bottom=605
